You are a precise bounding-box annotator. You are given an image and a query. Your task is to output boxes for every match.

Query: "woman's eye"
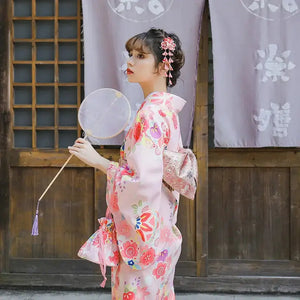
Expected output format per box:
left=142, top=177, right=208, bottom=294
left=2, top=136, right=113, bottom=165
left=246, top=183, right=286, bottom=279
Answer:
left=137, top=54, right=144, bottom=59
left=128, top=53, right=132, bottom=57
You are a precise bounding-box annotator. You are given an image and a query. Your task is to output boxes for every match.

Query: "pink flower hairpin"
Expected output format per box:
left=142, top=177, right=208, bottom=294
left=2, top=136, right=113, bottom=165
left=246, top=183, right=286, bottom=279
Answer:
left=160, top=37, right=176, bottom=86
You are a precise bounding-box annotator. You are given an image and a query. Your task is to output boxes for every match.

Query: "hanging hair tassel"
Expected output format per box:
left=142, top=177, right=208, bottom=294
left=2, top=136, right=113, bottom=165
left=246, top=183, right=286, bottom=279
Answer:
left=160, top=37, right=176, bottom=87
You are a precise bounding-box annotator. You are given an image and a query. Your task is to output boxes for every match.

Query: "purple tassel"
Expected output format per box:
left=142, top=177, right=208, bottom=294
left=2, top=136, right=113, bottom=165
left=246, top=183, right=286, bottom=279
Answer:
left=31, top=202, right=40, bottom=236
left=31, top=213, right=39, bottom=236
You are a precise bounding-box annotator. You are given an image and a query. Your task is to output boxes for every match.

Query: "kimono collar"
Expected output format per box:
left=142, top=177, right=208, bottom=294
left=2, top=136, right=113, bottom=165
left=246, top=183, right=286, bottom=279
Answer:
left=146, top=91, right=186, bottom=113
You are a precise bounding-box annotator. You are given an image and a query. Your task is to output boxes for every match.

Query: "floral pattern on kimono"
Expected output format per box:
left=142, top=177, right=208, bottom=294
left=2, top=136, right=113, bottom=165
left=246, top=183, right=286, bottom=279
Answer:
left=106, top=92, right=186, bottom=300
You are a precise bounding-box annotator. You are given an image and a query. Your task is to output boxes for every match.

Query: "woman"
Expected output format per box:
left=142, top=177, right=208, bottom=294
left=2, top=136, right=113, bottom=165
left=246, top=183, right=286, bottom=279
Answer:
left=69, top=28, right=186, bottom=299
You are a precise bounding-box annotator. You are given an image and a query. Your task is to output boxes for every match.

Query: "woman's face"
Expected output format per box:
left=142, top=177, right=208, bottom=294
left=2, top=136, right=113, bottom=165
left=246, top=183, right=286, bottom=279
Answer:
left=126, top=48, right=160, bottom=84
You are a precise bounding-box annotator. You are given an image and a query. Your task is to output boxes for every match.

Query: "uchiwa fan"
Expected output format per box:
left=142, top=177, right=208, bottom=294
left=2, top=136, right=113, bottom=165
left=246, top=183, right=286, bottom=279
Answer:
left=31, top=88, right=131, bottom=236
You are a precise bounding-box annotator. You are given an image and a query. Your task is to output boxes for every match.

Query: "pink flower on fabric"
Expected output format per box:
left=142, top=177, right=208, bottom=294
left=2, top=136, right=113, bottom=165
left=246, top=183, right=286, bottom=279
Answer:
left=150, top=93, right=164, bottom=104
left=140, top=247, right=155, bottom=266
left=123, top=291, right=135, bottom=300
left=121, top=241, right=138, bottom=259
left=152, top=262, right=167, bottom=279
left=160, top=227, right=172, bottom=243
left=110, top=191, right=119, bottom=212
left=137, top=286, right=150, bottom=297
left=91, top=232, right=100, bottom=246
left=117, top=220, right=131, bottom=238
left=172, top=113, right=178, bottom=129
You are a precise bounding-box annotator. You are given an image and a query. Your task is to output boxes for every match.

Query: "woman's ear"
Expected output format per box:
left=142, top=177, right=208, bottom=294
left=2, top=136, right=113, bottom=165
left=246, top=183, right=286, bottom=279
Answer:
left=158, top=61, right=169, bottom=77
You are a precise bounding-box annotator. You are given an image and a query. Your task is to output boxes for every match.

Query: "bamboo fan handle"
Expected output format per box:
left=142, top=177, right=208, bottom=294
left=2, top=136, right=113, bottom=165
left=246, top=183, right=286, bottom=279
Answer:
left=37, top=134, right=89, bottom=202
left=37, top=153, right=74, bottom=202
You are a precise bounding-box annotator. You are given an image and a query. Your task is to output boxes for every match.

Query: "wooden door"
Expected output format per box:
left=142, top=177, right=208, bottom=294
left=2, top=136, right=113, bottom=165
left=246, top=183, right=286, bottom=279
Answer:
left=0, top=0, right=208, bottom=288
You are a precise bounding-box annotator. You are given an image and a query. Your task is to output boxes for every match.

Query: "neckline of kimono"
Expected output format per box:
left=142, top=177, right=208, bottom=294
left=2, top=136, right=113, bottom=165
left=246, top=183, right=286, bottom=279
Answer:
left=145, top=91, right=186, bottom=113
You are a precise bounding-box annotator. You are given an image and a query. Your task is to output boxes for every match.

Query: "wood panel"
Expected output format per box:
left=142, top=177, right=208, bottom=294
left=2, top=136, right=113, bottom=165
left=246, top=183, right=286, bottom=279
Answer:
left=208, top=259, right=300, bottom=276
left=208, top=167, right=290, bottom=260
left=290, top=167, right=300, bottom=261
left=10, top=167, right=94, bottom=259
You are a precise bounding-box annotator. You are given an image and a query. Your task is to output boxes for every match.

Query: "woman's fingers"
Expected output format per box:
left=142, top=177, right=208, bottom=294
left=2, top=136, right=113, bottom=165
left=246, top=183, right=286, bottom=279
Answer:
left=76, top=137, right=86, bottom=143
left=68, top=146, right=79, bottom=152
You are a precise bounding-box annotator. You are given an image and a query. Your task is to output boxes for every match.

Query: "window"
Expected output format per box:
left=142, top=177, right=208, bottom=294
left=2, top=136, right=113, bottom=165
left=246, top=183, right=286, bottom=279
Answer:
left=11, top=0, right=83, bottom=149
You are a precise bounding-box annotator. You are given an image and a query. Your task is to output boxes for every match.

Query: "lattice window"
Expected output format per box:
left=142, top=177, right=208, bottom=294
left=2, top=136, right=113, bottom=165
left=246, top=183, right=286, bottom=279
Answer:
left=11, top=0, right=83, bottom=149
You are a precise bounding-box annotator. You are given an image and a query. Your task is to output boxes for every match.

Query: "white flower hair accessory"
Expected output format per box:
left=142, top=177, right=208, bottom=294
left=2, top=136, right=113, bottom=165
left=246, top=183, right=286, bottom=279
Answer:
left=160, top=37, right=176, bottom=86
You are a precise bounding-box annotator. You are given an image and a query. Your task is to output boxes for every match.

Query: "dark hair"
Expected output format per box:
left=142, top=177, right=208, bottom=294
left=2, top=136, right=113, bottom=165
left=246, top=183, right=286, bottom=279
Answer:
left=125, top=28, right=185, bottom=87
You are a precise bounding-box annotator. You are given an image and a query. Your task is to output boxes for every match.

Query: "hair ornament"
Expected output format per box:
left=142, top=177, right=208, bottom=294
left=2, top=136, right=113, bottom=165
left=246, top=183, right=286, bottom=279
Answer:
left=160, top=37, right=176, bottom=85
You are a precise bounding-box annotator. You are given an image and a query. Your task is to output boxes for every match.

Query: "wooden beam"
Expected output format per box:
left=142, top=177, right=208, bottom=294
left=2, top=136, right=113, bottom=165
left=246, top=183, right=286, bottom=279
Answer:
left=194, top=0, right=209, bottom=277
left=0, top=273, right=299, bottom=293
left=209, top=149, right=300, bottom=167
left=0, top=0, right=10, bottom=273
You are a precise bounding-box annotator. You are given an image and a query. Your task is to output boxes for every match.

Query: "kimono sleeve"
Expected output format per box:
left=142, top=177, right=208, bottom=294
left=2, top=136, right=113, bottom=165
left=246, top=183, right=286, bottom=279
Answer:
left=106, top=108, right=170, bottom=270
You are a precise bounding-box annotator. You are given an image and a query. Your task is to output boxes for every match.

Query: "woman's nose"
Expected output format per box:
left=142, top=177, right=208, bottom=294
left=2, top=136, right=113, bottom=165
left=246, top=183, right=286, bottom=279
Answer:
left=127, top=57, right=134, bottom=66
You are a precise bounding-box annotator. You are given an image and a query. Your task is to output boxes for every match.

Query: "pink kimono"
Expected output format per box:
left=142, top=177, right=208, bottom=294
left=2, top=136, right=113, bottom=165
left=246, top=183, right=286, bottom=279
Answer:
left=106, top=91, right=186, bottom=300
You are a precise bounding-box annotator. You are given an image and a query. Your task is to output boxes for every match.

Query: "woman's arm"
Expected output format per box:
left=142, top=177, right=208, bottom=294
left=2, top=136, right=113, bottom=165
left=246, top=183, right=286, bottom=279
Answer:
left=68, top=138, right=110, bottom=174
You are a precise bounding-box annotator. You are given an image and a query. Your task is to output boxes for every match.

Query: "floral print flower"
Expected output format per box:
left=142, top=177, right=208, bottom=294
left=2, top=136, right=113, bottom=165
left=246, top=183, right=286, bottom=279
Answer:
left=110, top=191, right=120, bottom=212
left=140, top=247, right=155, bottom=266
left=158, top=109, right=166, bottom=117
left=172, top=113, right=178, bottom=129
left=109, top=250, right=120, bottom=265
left=121, top=241, right=138, bottom=259
left=152, top=262, right=167, bottom=279
left=135, top=211, right=156, bottom=242
left=123, top=291, right=135, bottom=300
left=157, top=249, right=168, bottom=262
left=150, top=123, right=162, bottom=139
left=117, top=219, right=132, bottom=238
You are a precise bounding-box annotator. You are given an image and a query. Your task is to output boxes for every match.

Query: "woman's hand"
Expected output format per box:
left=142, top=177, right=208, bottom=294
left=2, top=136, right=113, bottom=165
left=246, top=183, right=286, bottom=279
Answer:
left=68, top=138, right=110, bottom=173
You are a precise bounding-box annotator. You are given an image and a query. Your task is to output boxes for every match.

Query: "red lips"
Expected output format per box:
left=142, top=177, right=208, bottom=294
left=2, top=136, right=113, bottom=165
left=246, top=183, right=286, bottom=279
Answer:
left=127, top=68, right=134, bottom=75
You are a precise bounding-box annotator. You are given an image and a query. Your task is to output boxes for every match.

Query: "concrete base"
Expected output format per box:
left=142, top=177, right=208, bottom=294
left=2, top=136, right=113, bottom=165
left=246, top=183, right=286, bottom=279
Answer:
left=0, top=290, right=299, bottom=300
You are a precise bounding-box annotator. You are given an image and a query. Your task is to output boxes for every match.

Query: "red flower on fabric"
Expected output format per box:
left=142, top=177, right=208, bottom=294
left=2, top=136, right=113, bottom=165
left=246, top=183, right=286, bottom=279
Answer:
left=121, top=240, right=138, bottom=259
left=133, top=122, right=142, bottom=142
left=158, top=109, right=166, bottom=117
left=164, top=127, right=170, bottom=145
left=137, top=101, right=146, bottom=113
left=132, top=113, right=149, bottom=143
left=109, top=250, right=120, bottom=265
left=152, top=262, right=167, bottom=279
left=140, top=247, right=155, bottom=266
left=123, top=291, right=135, bottom=300
left=135, top=212, right=155, bottom=242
